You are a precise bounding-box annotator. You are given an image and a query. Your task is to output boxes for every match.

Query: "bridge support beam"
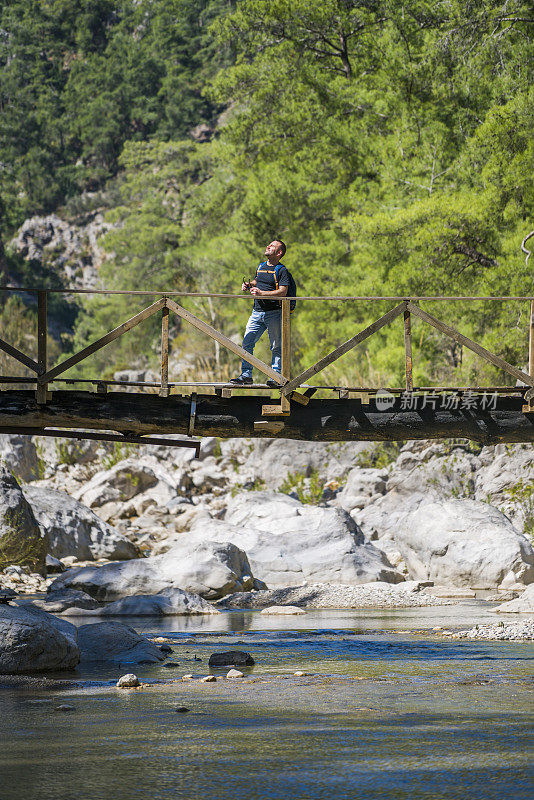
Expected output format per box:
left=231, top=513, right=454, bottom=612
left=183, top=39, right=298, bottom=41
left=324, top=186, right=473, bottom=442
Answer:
left=0, top=390, right=533, bottom=445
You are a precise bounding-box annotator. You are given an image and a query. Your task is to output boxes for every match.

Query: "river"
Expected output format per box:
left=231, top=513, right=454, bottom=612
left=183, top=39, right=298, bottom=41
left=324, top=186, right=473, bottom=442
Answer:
left=1, top=603, right=532, bottom=800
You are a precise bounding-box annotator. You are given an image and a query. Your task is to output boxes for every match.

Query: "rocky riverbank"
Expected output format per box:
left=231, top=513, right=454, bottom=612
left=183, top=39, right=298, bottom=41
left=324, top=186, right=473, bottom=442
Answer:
left=218, top=581, right=450, bottom=610
left=2, top=436, right=533, bottom=591
left=1, top=433, right=533, bottom=672
left=451, top=621, right=534, bottom=641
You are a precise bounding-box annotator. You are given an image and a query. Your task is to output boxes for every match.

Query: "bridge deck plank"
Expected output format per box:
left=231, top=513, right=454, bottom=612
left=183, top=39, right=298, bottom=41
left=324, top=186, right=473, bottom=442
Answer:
left=2, top=390, right=532, bottom=445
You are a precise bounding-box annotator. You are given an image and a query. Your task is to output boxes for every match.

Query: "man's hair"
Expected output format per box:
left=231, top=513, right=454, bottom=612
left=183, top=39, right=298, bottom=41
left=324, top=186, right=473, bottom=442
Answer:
left=274, top=239, right=286, bottom=257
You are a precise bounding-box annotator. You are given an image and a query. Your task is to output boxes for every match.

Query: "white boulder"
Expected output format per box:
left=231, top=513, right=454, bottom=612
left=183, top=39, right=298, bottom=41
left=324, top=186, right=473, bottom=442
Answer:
left=117, top=673, right=140, bottom=688
left=260, top=605, right=305, bottom=615
left=226, top=669, right=244, bottom=678
left=72, top=457, right=178, bottom=515
left=48, top=539, right=260, bottom=601
left=495, top=583, right=534, bottom=613
left=395, top=499, right=534, bottom=589
left=23, top=486, right=139, bottom=561
left=188, top=491, right=401, bottom=587
left=337, top=467, right=388, bottom=512
left=90, top=589, right=219, bottom=616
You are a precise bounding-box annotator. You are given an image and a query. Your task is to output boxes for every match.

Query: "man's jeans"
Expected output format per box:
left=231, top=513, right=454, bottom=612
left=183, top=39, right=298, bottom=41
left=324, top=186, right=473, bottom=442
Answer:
left=240, top=309, right=281, bottom=378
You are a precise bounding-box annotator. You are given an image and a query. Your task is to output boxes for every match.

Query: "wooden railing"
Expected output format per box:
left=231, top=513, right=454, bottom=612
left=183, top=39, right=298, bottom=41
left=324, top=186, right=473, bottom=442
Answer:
left=1, top=287, right=534, bottom=419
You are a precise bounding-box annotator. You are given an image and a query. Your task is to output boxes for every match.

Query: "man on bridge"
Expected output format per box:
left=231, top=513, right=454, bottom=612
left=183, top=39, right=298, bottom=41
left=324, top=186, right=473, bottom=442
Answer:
left=230, top=239, right=290, bottom=386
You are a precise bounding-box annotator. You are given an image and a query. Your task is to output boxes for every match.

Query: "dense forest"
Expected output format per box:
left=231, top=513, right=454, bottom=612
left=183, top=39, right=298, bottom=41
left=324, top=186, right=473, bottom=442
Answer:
left=1, top=0, right=533, bottom=387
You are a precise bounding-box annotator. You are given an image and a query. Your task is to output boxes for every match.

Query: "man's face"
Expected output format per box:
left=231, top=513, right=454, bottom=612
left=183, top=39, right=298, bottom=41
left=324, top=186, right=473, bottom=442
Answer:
left=264, top=240, right=282, bottom=259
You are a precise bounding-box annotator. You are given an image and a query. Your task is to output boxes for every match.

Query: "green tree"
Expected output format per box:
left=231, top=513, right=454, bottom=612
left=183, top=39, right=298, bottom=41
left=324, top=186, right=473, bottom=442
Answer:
left=197, top=0, right=534, bottom=385
left=0, top=0, right=228, bottom=232
left=67, top=138, right=225, bottom=377
left=13, top=0, right=532, bottom=388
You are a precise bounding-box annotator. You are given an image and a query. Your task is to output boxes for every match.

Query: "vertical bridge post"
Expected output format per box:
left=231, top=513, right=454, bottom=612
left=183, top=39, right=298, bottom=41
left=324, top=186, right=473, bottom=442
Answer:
left=404, top=305, right=413, bottom=392
left=36, top=290, right=48, bottom=404
left=160, top=302, right=169, bottom=397
left=281, top=297, right=291, bottom=412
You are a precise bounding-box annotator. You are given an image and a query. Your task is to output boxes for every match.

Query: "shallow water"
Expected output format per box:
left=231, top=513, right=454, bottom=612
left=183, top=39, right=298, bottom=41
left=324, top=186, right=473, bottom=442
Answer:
left=1, top=605, right=533, bottom=800
left=60, top=598, right=514, bottom=634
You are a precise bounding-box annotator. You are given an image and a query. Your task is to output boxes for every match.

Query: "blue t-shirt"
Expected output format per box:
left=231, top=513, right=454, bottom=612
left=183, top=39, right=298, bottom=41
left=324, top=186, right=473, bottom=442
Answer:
left=253, top=262, right=289, bottom=311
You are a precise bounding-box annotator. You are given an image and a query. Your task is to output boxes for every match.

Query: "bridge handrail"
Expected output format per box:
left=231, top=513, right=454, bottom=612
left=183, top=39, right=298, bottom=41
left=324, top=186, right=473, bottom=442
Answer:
left=1, top=286, right=533, bottom=410
left=1, top=285, right=533, bottom=300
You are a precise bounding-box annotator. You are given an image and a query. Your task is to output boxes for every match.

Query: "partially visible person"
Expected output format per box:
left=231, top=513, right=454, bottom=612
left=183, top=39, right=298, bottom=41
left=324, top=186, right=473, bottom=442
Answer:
left=231, top=239, right=290, bottom=386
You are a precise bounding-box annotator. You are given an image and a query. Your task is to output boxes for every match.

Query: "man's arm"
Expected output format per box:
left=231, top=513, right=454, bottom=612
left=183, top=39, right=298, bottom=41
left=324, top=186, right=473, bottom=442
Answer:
left=250, top=285, right=288, bottom=298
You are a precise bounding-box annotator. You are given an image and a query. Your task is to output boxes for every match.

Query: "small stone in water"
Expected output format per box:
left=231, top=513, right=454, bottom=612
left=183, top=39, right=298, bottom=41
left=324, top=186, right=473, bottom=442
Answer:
left=182, top=674, right=193, bottom=681
left=162, top=661, right=180, bottom=668
left=54, top=704, right=75, bottom=712
left=208, top=651, right=255, bottom=667
left=117, top=673, right=141, bottom=688
left=294, top=671, right=308, bottom=677
left=201, top=675, right=216, bottom=683
left=160, top=644, right=173, bottom=654
left=175, top=706, right=190, bottom=713
left=226, top=669, right=244, bottom=679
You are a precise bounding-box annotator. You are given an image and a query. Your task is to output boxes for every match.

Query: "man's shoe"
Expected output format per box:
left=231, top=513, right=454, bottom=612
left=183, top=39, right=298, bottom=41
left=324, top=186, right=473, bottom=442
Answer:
left=266, top=378, right=281, bottom=388
left=230, top=375, right=253, bottom=385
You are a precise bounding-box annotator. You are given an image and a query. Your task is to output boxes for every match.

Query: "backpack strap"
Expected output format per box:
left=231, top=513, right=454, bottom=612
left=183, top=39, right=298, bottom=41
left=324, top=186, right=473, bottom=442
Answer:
left=275, top=263, right=296, bottom=312
left=274, top=262, right=288, bottom=290
left=257, top=262, right=276, bottom=274
left=257, top=262, right=277, bottom=284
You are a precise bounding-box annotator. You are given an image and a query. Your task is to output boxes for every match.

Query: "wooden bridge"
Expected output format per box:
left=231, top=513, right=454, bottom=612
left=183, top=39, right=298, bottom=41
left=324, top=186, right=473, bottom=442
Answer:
left=1, top=286, right=534, bottom=454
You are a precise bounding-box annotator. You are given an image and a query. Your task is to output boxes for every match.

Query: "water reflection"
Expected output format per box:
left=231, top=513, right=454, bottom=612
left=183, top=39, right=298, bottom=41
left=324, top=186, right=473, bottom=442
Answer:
left=65, top=600, right=513, bottom=636
left=1, top=605, right=532, bottom=800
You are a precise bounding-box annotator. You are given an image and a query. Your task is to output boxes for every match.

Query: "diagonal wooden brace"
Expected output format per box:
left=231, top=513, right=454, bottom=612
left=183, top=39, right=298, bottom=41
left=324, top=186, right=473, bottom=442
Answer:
left=166, top=298, right=287, bottom=385
left=407, top=302, right=534, bottom=388
left=281, top=301, right=407, bottom=396
left=0, top=337, right=39, bottom=373
left=40, top=298, right=167, bottom=383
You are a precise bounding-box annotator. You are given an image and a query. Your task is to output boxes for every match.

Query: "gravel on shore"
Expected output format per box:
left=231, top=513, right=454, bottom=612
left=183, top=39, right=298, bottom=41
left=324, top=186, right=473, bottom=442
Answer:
left=452, top=621, right=534, bottom=641
left=217, top=582, right=451, bottom=610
